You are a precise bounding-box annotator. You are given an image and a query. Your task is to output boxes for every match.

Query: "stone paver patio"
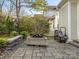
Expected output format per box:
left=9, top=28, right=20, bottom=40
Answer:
left=1, top=38, right=79, bottom=59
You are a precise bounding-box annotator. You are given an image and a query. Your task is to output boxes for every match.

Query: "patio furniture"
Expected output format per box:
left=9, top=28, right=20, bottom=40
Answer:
left=54, top=30, right=59, bottom=40
left=58, top=27, right=68, bottom=43
left=54, top=27, right=68, bottom=43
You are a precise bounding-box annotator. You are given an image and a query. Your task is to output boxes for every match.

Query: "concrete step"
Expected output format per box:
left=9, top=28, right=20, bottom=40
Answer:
left=73, top=40, right=79, bottom=44
left=69, top=41, right=79, bottom=48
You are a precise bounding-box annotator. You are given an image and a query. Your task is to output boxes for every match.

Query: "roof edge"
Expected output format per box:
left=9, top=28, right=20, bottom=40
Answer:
left=57, top=0, right=68, bottom=8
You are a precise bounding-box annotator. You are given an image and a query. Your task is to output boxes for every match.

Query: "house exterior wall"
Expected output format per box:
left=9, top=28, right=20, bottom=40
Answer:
left=59, top=10, right=62, bottom=27
left=44, top=10, right=57, bottom=17
left=58, top=0, right=77, bottom=42
left=44, top=10, right=57, bottom=36
left=77, top=0, right=79, bottom=39
left=55, top=12, right=59, bottom=29
left=59, top=2, right=68, bottom=35
left=71, top=1, right=77, bottom=40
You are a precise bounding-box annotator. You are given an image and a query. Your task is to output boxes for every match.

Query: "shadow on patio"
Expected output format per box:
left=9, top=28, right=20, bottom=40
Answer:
left=1, top=37, right=79, bottom=59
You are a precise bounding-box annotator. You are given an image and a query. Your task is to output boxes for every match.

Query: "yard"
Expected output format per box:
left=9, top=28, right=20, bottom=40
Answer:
left=0, top=0, right=79, bottom=59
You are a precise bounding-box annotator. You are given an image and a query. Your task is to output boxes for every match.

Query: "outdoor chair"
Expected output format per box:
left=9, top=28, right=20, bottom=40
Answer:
left=54, top=30, right=59, bottom=40
left=58, top=27, right=68, bottom=43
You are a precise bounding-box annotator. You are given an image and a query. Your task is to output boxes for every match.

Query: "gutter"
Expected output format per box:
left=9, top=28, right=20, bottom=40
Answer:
left=46, top=0, right=68, bottom=10
left=57, top=0, right=68, bottom=8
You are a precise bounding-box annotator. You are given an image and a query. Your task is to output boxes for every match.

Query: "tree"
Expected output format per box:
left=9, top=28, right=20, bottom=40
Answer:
left=9, top=0, right=48, bottom=16
left=0, top=0, right=5, bottom=13
left=5, top=16, right=14, bottom=34
left=31, top=0, right=48, bottom=14
left=19, top=16, right=33, bottom=32
left=31, top=15, right=49, bottom=36
left=2, top=0, right=48, bottom=34
left=0, top=13, right=14, bottom=34
left=0, top=12, right=6, bottom=34
left=19, top=15, right=49, bottom=36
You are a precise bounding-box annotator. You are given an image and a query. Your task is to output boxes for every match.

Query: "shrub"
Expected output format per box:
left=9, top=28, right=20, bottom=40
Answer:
left=0, top=16, right=14, bottom=34
left=19, top=16, right=33, bottom=33
left=32, top=16, right=49, bottom=35
left=5, top=16, right=14, bottom=34
left=10, top=31, right=19, bottom=36
left=0, top=39, right=7, bottom=48
left=20, top=31, right=28, bottom=38
left=20, top=16, right=49, bottom=36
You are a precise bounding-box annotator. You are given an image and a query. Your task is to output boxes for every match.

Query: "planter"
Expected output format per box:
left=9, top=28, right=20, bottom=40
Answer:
left=0, top=35, right=23, bottom=57
left=25, top=36, right=48, bottom=46
left=6, top=35, right=23, bottom=48
left=31, top=34, right=44, bottom=38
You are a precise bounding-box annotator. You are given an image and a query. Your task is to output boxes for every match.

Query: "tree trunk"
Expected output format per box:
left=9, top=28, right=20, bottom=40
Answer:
left=16, top=0, right=20, bottom=33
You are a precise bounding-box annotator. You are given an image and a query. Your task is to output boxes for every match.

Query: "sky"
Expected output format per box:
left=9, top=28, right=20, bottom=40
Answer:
left=46, top=0, right=61, bottom=6
left=2, top=0, right=61, bottom=16
left=31, top=0, right=61, bottom=15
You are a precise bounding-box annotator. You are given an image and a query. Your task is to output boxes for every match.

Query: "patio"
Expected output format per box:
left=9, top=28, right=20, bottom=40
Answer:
left=0, top=0, right=79, bottom=59
left=1, top=38, right=79, bottom=59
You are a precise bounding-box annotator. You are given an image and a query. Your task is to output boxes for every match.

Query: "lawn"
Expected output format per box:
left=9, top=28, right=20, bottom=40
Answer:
left=0, top=35, right=13, bottom=46
left=0, top=35, right=10, bottom=55
left=0, top=35, right=11, bottom=40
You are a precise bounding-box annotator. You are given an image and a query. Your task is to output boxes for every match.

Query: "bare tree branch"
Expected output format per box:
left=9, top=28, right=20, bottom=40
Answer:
left=0, top=0, right=5, bottom=12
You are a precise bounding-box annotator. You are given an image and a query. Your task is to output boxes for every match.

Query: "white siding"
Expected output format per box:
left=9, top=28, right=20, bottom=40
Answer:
left=59, top=2, right=68, bottom=34
left=77, top=0, right=79, bottom=39
left=62, top=3, right=68, bottom=34
left=58, top=0, right=77, bottom=42
left=71, top=2, right=77, bottom=40
left=59, top=10, right=62, bottom=26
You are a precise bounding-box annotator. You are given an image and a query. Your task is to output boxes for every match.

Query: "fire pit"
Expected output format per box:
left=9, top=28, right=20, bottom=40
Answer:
left=25, top=36, right=48, bottom=46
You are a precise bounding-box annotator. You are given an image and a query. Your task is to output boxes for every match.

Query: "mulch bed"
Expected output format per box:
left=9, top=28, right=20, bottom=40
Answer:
left=0, top=48, right=5, bottom=56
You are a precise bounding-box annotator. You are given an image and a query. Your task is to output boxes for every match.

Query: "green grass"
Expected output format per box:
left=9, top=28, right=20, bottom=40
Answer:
left=0, top=34, right=19, bottom=47
left=0, top=35, right=11, bottom=40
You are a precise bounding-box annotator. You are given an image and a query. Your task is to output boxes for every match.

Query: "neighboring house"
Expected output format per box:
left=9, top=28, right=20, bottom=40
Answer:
left=44, top=8, right=59, bottom=30
left=44, top=8, right=59, bottom=36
